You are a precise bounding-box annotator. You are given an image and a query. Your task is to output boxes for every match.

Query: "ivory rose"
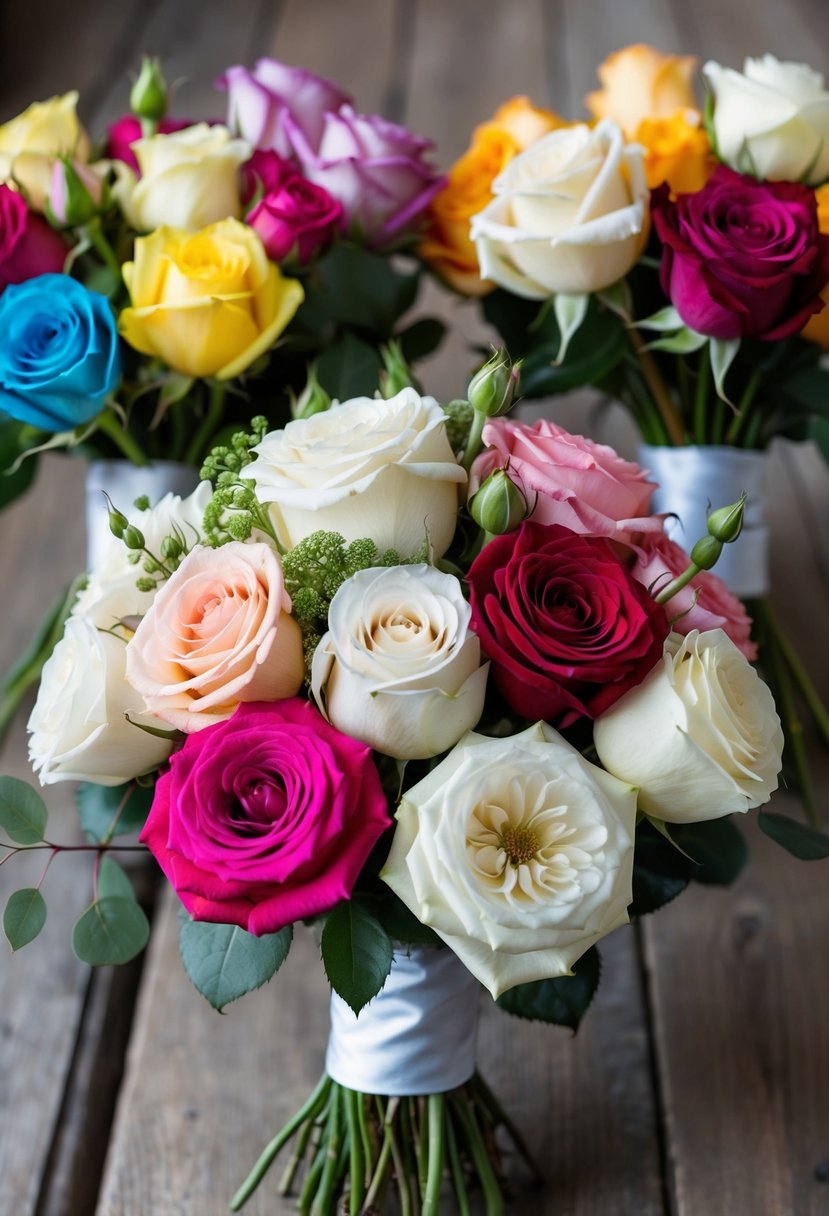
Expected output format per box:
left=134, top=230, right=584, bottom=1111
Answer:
left=594, top=630, right=783, bottom=823
left=125, top=541, right=304, bottom=732
left=585, top=44, right=698, bottom=137
left=470, top=120, right=650, bottom=298
left=311, top=565, right=488, bottom=759
left=703, top=55, right=829, bottom=186
left=246, top=389, right=467, bottom=557
left=381, top=722, right=637, bottom=999
left=0, top=92, right=90, bottom=211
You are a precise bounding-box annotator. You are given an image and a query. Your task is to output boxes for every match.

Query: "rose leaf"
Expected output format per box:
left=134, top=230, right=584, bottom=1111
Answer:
left=321, top=901, right=393, bottom=1016
left=629, top=819, right=692, bottom=916
left=72, top=896, right=150, bottom=966
left=758, top=811, right=829, bottom=861
left=4, top=888, right=47, bottom=951
left=179, top=919, right=293, bottom=1012
left=495, top=947, right=601, bottom=1033
left=0, top=776, right=48, bottom=844
left=669, top=817, right=748, bottom=885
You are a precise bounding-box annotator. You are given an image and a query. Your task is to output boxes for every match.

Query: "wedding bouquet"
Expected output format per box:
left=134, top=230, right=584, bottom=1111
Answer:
left=4, top=353, right=824, bottom=1214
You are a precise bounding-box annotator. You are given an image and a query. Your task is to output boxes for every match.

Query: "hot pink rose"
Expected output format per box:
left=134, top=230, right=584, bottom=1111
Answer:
left=632, top=533, right=757, bottom=660
left=105, top=115, right=196, bottom=172
left=140, top=699, right=390, bottom=933
left=247, top=168, right=343, bottom=263
left=125, top=542, right=305, bottom=732
left=219, top=59, right=351, bottom=161
left=240, top=149, right=291, bottom=202
left=0, top=185, right=67, bottom=290
left=471, top=418, right=661, bottom=541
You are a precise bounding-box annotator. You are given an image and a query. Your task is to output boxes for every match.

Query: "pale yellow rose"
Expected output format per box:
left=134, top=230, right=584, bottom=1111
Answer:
left=635, top=109, right=713, bottom=195
left=118, top=218, right=304, bottom=380
left=586, top=44, right=698, bottom=138
left=490, top=96, right=567, bottom=150
left=0, top=92, right=90, bottom=211
left=802, top=185, right=829, bottom=349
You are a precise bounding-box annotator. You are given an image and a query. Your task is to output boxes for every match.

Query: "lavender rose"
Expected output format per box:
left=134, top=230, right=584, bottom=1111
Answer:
left=219, top=59, right=351, bottom=161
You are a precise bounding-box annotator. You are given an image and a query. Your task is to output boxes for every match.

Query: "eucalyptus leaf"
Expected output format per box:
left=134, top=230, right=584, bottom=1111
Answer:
left=97, top=857, right=136, bottom=901
left=76, top=781, right=154, bottom=843
left=321, top=902, right=393, bottom=1015
left=758, top=811, right=829, bottom=860
left=496, top=947, right=601, bottom=1032
left=0, top=776, right=47, bottom=844
left=179, top=918, right=293, bottom=1011
left=4, top=888, right=47, bottom=950
left=72, top=896, right=150, bottom=965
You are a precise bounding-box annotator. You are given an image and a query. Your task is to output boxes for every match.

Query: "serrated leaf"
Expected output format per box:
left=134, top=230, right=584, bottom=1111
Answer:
left=321, top=902, right=393, bottom=1015
left=553, top=293, right=589, bottom=365
left=76, top=782, right=154, bottom=843
left=495, top=947, right=601, bottom=1032
left=4, top=888, right=47, bottom=950
left=0, top=777, right=47, bottom=844
left=179, top=919, right=293, bottom=1011
left=670, top=817, right=748, bottom=885
left=710, top=337, right=741, bottom=406
left=97, top=857, right=135, bottom=901
left=72, top=896, right=149, bottom=965
left=758, top=811, right=829, bottom=860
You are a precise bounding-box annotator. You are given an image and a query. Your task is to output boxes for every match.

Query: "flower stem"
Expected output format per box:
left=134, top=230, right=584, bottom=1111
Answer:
left=422, top=1095, right=446, bottom=1216
left=462, top=409, right=488, bottom=473
left=445, top=1109, right=472, bottom=1216
left=84, top=217, right=122, bottom=280
left=184, top=381, right=227, bottom=466
left=627, top=327, right=686, bottom=446
left=310, top=1083, right=342, bottom=1216
left=763, top=601, right=829, bottom=754
left=96, top=408, right=151, bottom=467
left=344, top=1089, right=364, bottom=1214
left=724, top=367, right=762, bottom=446
left=693, top=344, right=710, bottom=444
left=450, top=1094, right=504, bottom=1216
left=471, top=1072, right=544, bottom=1185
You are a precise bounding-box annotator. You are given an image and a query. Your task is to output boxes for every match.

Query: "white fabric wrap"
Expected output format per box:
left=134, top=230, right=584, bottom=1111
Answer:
left=325, top=946, right=481, bottom=1096
left=639, top=444, right=769, bottom=598
left=85, top=460, right=200, bottom=569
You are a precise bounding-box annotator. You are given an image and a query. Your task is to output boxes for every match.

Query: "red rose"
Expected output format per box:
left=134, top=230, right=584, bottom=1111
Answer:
left=0, top=186, right=67, bottom=290
left=467, top=521, right=669, bottom=726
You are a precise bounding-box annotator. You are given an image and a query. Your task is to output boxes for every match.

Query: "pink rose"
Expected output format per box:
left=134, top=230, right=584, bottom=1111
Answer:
left=471, top=418, right=662, bottom=541
left=105, top=115, right=196, bottom=172
left=247, top=168, right=343, bottom=263
left=0, top=185, right=67, bottom=290
left=125, top=542, right=304, bottom=732
left=140, top=699, right=390, bottom=933
left=631, top=533, right=757, bottom=660
left=218, top=59, right=351, bottom=160
left=240, top=148, right=290, bottom=202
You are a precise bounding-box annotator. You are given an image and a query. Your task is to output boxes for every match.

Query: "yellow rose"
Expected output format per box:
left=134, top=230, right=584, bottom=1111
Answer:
left=490, top=96, right=567, bottom=150
left=586, top=44, right=698, bottom=138
left=635, top=109, right=713, bottom=195
left=118, top=219, right=304, bottom=380
left=0, top=92, right=90, bottom=211
left=802, top=185, right=829, bottom=349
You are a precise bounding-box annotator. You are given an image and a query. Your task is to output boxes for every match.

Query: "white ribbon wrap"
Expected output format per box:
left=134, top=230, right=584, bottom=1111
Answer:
left=85, top=460, right=200, bottom=570
left=325, top=946, right=481, bottom=1096
left=638, top=444, right=770, bottom=598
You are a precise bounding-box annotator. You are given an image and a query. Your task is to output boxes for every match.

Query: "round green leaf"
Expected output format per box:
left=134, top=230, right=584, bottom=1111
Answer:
left=4, top=888, right=47, bottom=951
left=0, top=776, right=48, bottom=844
left=72, top=896, right=149, bottom=966
left=76, top=782, right=154, bottom=843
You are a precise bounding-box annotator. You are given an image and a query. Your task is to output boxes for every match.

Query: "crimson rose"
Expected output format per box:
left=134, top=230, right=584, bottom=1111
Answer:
left=467, top=521, right=669, bottom=726
left=652, top=166, right=829, bottom=340
left=0, top=186, right=66, bottom=291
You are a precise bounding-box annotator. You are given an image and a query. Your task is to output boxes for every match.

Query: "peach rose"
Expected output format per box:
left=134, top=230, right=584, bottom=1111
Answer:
left=586, top=44, right=698, bottom=138
left=125, top=542, right=304, bottom=732
left=803, top=184, right=829, bottom=349
left=490, top=96, right=567, bottom=150
left=634, top=110, right=713, bottom=194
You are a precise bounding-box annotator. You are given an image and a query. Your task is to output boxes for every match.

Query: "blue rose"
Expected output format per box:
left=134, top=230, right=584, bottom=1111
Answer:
left=0, top=274, right=121, bottom=432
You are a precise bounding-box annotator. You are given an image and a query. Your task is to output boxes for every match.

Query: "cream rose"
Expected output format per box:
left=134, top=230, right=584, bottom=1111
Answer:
left=112, top=123, right=251, bottom=232
left=594, top=629, right=783, bottom=823
left=125, top=541, right=304, bottom=732
left=703, top=56, right=829, bottom=185
left=0, top=92, right=90, bottom=211
left=470, top=120, right=649, bottom=298
left=381, top=722, right=637, bottom=999
left=311, top=565, right=488, bottom=758
left=246, top=389, right=467, bottom=557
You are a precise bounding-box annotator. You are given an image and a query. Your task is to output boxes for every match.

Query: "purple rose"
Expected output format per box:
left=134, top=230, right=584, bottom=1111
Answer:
left=248, top=168, right=343, bottom=263
left=652, top=166, right=829, bottom=340
left=0, top=187, right=67, bottom=291
left=218, top=59, right=351, bottom=161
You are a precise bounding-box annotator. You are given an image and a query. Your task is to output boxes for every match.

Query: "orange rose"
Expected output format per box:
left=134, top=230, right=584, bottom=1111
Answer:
left=490, top=96, right=567, bottom=150
left=802, top=185, right=829, bottom=349
left=586, top=44, right=698, bottom=138
left=635, top=109, right=713, bottom=194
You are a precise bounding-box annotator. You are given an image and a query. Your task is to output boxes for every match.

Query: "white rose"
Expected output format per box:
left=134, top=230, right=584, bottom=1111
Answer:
left=246, top=389, right=467, bottom=557
left=28, top=614, right=172, bottom=786
left=594, top=629, right=783, bottom=823
left=0, top=91, right=90, bottom=211
left=470, top=120, right=649, bottom=298
left=311, top=564, right=488, bottom=759
left=381, top=722, right=637, bottom=999
left=112, top=124, right=251, bottom=232
left=703, top=56, right=829, bottom=185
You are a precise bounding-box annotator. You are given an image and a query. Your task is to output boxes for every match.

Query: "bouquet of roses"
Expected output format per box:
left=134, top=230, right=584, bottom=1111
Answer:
left=4, top=351, right=823, bottom=1215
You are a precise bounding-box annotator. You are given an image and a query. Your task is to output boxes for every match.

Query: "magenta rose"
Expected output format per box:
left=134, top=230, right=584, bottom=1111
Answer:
left=652, top=166, right=829, bottom=340
left=0, top=186, right=67, bottom=290
left=471, top=418, right=661, bottom=542
left=468, top=521, right=670, bottom=726
left=247, top=169, right=343, bottom=263
left=219, top=59, right=351, bottom=161
left=105, top=116, right=197, bottom=172
left=140, top=699, right=390, bottom=934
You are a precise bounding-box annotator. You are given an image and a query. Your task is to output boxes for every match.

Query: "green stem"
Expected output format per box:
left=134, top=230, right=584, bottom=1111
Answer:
left=693, top=344, right=710, bottom=445
left=724, top=367, right=763, bottom=446
left=462, top=409, right=487, bottom=473
left=364, top=1101, right=395, bottom=1211
left=471, top=1073, right=544, bottom=1185
left=654, top=562, right=701, bottom=604
left=184, top=381, right=226, bottom=466
left=278, top=1113, right=316, bottom=1196
left=450, top=1095, right=504, bottom=1216
left=621, top=361, right=671, bottom=445
left=345, top=1089, right=364, bottom=1215
left=764, top=601, right=829, bottom=754
left=422, top=1095, right=446, bottom=1216
left=310, top=1084, right=343, bottom=1216
left=445, top=1111, right=472, bottom=1216
left=84, top=217, right=122, bottom=280
left=627, top=327, right=686, bottom=446
left=743, top=408, right=765, bottom=449
left=95, top=408, right=150, bottom=467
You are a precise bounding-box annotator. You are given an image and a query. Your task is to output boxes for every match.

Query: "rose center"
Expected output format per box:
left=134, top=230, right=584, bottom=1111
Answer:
left=498, top=824, right=540, bottom=866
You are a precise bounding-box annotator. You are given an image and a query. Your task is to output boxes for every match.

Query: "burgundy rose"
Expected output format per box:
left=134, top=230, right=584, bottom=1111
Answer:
left=105, top=115, right=196, bottom=172
left=0, top=186, right=67, bottom=290
left=247, top=169, right=343, bottom=263
left=467, top=521, right=669, bottom=726
left=652, top=166, right=829, bottom=340
left=140, top=699, right=390, bottom=934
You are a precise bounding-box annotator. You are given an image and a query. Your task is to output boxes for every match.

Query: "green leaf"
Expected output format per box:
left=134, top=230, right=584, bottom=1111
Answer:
left=496, top=947, right=601, bottom=1032
left=4, top=888, right=47, bottom=950
left=0, top=418, right=38, bottom=508
left=97, top=857, right=135, bottom=901
left=670, top=817, right=748, bottom=885
left=321, top=901, right=393, bottom=1015
left=367, top=893, right=441, bottom=948
left=76, top=782, right=154, bottom=844
left=72, top=896, right=150, bottom=965
left=397, top=317, right=446, bottom=363
left=758, top=811, right=829, bottom=860
left=636, top=305, right=684, bottom=332
left=630, top=820, right=691, bottom=916
left=644, top=327, right=708, bottom=355
left=710, top=337, right=741, bottom=405
left=553, top=293, right=589, bottom=364
left=315, top=243, right=419, bottom=336
left=317, top=332, right=383, bottom=400
left=0, top=776, right=48, bottom=844
left=179, top=919, right=293, bottom=1011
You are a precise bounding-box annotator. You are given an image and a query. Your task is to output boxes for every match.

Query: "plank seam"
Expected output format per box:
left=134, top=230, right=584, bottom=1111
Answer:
left=635, top=919, right=677, bottom=1216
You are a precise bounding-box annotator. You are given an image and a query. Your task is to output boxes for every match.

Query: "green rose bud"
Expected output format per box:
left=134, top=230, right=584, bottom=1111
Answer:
left=689, top=534, right=723, bottom=571
left=292, top=364, right=331, bottom=420
left=130, top=56, right=168, bottom=125
left=123, top=525, right=146, bottom=551
left=468, top=469, right=528, bottom=535
left=467, top=348, right=520, bottom=418
left=707, top=493, right=746, bottom=544
left=379, top=339, right=422, bottom=399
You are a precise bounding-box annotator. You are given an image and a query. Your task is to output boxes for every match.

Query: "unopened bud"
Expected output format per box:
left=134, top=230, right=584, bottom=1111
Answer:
left=469, top=469, right=528, bottom=535
left=707, top=494, right=746, bottom=545
left=123, top=525, right=146, bottom=551
left=292, top=364, right=331, bottom=420
left=160, top=534, right=183, bottom=560
left=467, top=348, right=520, bottom=418
left=130, top=56, right=168, bottom=125
left=49, top=157, right=108, bottom=228
left=689, top=534, right=722, bottom=571
left=379, top=340, right=422, bottom=398
left=107, top=505, right=129, bottom=539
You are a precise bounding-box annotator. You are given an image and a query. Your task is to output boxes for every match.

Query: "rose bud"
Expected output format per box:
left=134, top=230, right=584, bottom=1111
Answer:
left=131, top=56, right=168, bottom=125
left=291, top=363, right=331, bottom=420
left=468, top=469, right=528, bottom=535
left=467, top=347, right=519, bottom=418
left=48, top=157, right=107, bottom=227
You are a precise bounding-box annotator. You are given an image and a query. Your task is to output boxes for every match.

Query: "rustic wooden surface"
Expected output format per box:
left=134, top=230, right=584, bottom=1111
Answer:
left=0, top=1, right=828, bottom=1213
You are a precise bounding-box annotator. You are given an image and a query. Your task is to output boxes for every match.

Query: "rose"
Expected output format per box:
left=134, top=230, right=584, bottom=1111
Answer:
left=470, top=417, right=661, bottom=542
left=105, top=115, right=196, bottom=172
left=703, top=55, right=829, bottom=186
left=118, top=219, right=303, bottom=380
left=631, top=534, right=756, bottom=660
left=0, top=92, right=90, bottom=211
left=585, top=44, right=699, bottom=138
left=594, top=630, right=783, bottom=822
left=111, top=124, right=251, bottom=232
left=634, top=111, right=712, bottom=195
left=219, top=59, right=352, bottom=160
left=246, top=389, right=467, bottom=557
left=125, top=541, right=304, bottom=733
left=0, top=186, right=67, bottom=291
left=247, top=163, right=343, bottom=263
left=140, top=699, right=390, bottom=933
left=470, top=120, right=649, bottom=298
left=468, top=521, right=669, bottom=726
left=381, top=722, right=637, bottom=998
left=0, top=274, right=120, bottom=431
left=803, top=185, right=829, bottom=349
left=652, top=166, right=829, bottom=341
left=311, top=565, right=489, bottom=759
left=489, top=96, right=566, bottom=150
left=48, top=158, right=107, bottom=227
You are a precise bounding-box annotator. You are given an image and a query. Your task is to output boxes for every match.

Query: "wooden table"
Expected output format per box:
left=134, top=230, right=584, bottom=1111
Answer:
left=1, top=2, right=828, bottom=1213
